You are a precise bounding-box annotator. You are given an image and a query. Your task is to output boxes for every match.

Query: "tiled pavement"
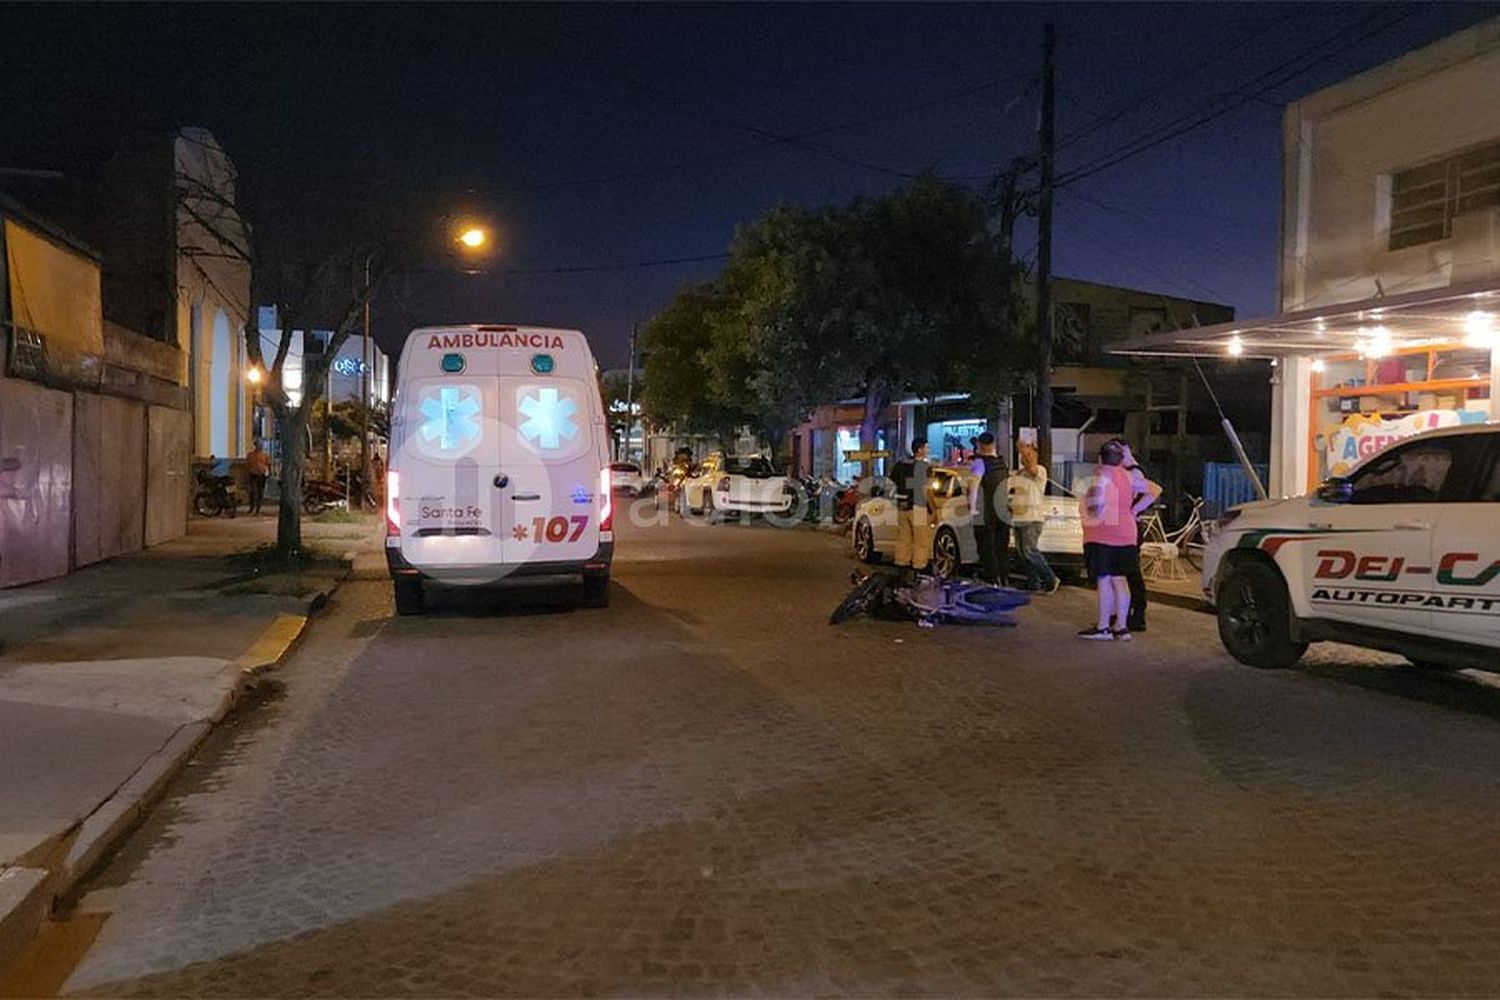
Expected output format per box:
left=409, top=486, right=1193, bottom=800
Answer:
left=45, top=514, right=1500, bottom=997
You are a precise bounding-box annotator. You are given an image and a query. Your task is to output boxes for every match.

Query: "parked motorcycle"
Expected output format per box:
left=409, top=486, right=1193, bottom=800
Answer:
left=302, top=478, right=349, bottom=515
left=193, top=468, right=239, bottom=518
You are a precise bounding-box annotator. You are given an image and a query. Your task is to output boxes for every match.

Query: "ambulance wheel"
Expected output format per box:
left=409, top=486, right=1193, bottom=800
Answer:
left=393, top=577, right=426, bottom=616
left=1216, top=560, right=1307, bottom=669
left=582, top=573, right=610, bottom=608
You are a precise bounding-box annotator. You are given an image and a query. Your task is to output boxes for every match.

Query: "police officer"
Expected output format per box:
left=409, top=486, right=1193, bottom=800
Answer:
left=891, top=437, right=933, bottom=579
left=967, top=431, right=1010, bottom=585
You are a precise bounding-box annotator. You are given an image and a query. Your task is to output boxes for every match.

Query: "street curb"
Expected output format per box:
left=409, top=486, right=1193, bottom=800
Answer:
left=0, top=590, right=330, bottom=979
left=0, top=868, right=48, bottom=974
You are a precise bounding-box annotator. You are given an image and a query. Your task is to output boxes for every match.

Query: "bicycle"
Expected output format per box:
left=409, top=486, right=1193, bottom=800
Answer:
left=1138, top=494, right=1213, bottom=578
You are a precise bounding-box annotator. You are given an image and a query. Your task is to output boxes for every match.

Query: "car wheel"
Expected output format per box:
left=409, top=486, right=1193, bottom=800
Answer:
left=1216, top=560, right=1308, bottom=669
left=854, top=520, right=877, bottom=563
left=393, top=577, right=426, bottom=616
left=931, top=527, right=960, bottom=579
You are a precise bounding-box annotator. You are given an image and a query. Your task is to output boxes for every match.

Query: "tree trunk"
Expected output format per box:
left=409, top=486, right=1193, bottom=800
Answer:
left=273, top=403, right=306, bottom=556
left=861, top=377, right=890, bottom=472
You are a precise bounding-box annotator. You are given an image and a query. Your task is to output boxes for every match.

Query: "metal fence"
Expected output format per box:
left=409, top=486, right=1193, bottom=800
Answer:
left=1202, top=461, right=1269, bottom=517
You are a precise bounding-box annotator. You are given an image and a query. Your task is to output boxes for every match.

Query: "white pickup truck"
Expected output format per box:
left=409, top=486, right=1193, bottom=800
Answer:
left=1203, top=424, right=1500, bottom=671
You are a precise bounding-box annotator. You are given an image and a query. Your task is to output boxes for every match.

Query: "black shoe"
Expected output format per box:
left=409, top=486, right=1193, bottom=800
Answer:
left=1077, top=627, right=1114, bottom=641
left=1127, top=620, right=1146, bottom=633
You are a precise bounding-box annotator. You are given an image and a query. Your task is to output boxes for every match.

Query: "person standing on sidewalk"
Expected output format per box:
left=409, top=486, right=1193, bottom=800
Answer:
left=1078, top=439, right=1155, bottom=640
left=1117, top=440, right=1160, bottom=631
left=967, top=432, right=1010, bottom=585
left=891, top=437, right=933, bottom=580
left=245, top=440, right=272, bottom=516
left=1010, top=441, right=1059, bottom=593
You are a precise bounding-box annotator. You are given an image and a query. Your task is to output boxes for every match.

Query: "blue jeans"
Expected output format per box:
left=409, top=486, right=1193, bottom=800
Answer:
left=1013, top=520, right=1057, bottom=589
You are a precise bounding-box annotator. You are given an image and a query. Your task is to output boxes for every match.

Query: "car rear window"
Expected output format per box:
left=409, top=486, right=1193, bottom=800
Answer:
left=723, top=456, right=776, bottom=478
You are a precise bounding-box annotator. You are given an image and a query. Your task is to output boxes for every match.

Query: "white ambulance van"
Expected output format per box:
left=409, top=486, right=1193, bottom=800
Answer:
left=385, top=325, right=613, bottom=614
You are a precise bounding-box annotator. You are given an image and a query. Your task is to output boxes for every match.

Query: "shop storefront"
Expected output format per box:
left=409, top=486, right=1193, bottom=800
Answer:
left=1113, top=282, right=1500, bottom=498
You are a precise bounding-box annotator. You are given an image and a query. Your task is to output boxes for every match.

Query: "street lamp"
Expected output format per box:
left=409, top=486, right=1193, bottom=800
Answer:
left=457, top=226, right=488, bottom=250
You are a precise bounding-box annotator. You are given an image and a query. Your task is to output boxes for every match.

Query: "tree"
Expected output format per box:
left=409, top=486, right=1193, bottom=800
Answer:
left=639, top=282, right=754, bottom=436
left=175, top=156, right=461, bottom=555
left=710, top=175, right=1027, bottom=454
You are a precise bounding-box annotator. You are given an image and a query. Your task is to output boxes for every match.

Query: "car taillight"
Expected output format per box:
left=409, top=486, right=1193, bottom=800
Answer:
left=386, top=470, right=400, bottom=535
left=717, top=476, right=731, bottom=492
left=599, top=467, right=613, bottom=531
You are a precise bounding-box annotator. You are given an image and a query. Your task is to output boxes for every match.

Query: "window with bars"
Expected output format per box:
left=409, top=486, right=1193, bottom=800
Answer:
left=1389, top=139, right=1500, bottom=250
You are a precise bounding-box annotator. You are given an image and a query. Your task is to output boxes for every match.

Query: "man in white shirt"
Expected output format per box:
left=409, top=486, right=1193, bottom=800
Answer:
left=1010, top=442, right=1060, bottom=593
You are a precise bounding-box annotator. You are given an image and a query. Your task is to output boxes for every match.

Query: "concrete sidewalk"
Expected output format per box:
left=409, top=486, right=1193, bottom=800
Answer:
left=0, top=512, right=383, bottom=973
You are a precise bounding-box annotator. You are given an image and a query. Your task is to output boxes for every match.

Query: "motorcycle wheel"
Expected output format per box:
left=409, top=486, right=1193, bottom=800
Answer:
left=194, top=491, right=222, bottom=517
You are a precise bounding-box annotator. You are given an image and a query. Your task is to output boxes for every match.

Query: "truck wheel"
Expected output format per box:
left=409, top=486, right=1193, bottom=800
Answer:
left=582, top=573, right=610, bottom=608
left=393, top=577, right=426, bottom=616
left=1216, top=560, right=1307, bottom=669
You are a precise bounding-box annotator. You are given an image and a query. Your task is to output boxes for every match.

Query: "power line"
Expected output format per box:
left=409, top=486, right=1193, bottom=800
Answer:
left=1055, top=5, right=1307, bottom=154
left=1056, top=6, right=1416, bottom=189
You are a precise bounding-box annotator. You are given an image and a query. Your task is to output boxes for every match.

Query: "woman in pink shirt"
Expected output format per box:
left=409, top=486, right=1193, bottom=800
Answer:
left=1078, top=440, right=1156, bottom=640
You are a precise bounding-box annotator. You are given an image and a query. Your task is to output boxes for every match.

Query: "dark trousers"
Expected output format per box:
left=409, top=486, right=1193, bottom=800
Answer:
left=976, top=515, right=1009, bottom=585
left=249, top=474, right=268, bottom=514
left=1126, top=520, right=1147, bottom=626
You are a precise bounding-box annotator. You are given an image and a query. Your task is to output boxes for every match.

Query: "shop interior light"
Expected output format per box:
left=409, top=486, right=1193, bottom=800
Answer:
left=1464, top=310, right=1496, bottom=348
left=1357, top=325, right=1392, bottom=359
left=1226, top=334, right=1244, bottom=357
left=1310, top=358, right=1326, bottom=374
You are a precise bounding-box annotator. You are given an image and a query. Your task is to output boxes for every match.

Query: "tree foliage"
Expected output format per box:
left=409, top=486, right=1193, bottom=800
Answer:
left=641, top=174, right=1027, bottom=445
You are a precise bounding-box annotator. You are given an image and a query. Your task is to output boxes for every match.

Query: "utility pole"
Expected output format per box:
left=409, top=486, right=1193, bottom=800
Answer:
left=1035, top=21, right=1057, bottom=472
left=624, top=323, right=638, bottom=462
left=360, top=254, right=371, bottom=508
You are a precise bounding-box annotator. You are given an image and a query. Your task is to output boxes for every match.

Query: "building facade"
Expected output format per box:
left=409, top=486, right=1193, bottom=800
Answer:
left=0, top=199, right=192, bottom=587
left=1117, top=16, right=1500, bottom=498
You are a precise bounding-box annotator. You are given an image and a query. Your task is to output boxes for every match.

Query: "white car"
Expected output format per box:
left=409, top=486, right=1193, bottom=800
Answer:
left=680, top=452, right=798, bottom=518
left=852, top=466, right=1084, bottom=578
left=609, top=461, right=646, bottom=497
left=1204, top=424, right=1500, bottom=670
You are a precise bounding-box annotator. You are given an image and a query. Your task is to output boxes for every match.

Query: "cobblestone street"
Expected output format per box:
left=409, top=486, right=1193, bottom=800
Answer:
left=46, top=513, right=1500, bottom=996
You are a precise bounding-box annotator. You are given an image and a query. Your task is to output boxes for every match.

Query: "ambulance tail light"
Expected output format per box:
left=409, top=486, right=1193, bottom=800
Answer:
left=386, top=470, right=401, bottom=536
left=599, top=467, right=613, bottom=532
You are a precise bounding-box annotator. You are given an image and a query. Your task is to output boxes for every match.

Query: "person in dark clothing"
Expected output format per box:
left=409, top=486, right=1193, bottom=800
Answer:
left=890, top=437, right=933, bottom=578
left=967, top=432, right=1009, bottom=585
left=1112, top=440, right=1161, bottom=632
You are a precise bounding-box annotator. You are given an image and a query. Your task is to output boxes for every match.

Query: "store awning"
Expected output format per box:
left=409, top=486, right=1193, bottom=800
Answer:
left=1109, top=277, right=1500, bottom=360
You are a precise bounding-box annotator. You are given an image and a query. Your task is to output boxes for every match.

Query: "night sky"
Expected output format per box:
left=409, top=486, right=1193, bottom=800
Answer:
left=2, top=2, right=1495, bottom=365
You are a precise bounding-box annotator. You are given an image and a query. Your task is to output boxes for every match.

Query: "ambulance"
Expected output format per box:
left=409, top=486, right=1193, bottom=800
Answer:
left=385, top=325, right=613, bottom=614
left=1204, top=424, right=1500, bottom=671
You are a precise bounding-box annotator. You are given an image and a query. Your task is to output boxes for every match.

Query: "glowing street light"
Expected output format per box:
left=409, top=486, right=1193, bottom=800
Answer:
left=1226, top=333, right=1244, bottom=357
left=246, top=365, right=263, bottom=385
left=457, top=226, right=489, bottom=250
